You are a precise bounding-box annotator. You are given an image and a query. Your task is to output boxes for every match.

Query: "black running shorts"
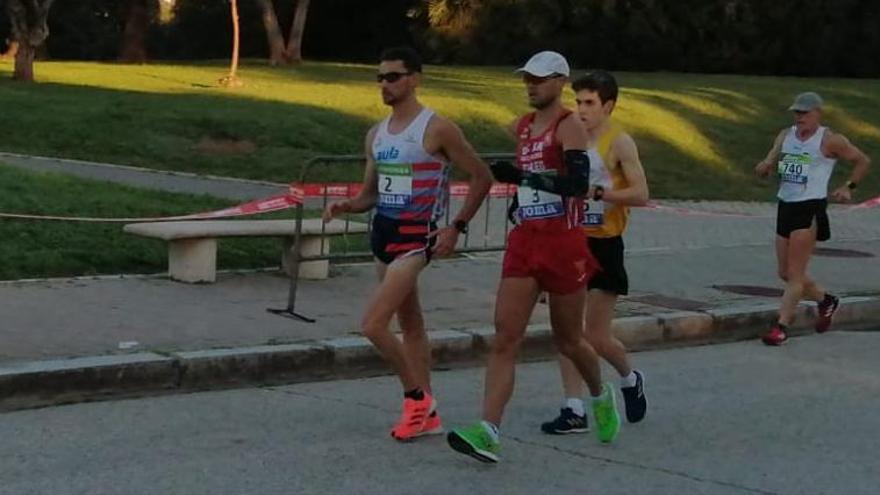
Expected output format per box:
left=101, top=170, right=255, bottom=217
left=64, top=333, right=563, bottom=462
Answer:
left=370, top=214, right=437, bottom=265
left=776, top=198, right=830, bottom=242
left=587, top=235, right=629, bottom=295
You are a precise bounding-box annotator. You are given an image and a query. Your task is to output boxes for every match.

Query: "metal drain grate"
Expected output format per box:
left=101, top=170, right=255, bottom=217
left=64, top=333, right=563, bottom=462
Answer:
left=813, top=247, right=875, bottom=258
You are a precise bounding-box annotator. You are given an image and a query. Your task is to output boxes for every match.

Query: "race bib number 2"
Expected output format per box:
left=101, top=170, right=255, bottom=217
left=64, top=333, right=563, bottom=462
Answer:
left=778, top=153, right=811, bottom=185
left=377, top=163, right=412, bottom=208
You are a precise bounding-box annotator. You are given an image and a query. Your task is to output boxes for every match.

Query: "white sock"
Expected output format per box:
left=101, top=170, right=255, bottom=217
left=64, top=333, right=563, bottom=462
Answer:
left=590, top=384, right=609, bottom=402
left=620, top=371, right=637, bottom=388
left=565, top=398, right=586, bottom=417
left=481, top=420, right=500, bottom=443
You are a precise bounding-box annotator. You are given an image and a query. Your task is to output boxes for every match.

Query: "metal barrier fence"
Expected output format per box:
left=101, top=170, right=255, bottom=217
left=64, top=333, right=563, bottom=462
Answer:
left=268, top=152, right=515, bottom=322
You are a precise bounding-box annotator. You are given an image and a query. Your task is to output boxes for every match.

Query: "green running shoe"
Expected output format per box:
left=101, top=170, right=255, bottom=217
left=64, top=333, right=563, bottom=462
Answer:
left=447, top=422, right=500, bottom=463
left=592, top=383, right=621, bottom=443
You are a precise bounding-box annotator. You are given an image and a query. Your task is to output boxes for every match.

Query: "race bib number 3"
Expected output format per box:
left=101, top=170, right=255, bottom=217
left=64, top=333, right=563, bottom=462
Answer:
left=583, top=199, right=605, bottom=226
left=778, top=153, right=811, bottom=185
left=516, top=171, right=564, bottom=220
left=377, top=163, right=413, bottom=208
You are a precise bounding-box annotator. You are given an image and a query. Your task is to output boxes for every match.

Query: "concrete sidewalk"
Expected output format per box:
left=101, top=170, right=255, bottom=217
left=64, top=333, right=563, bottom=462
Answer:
left=2, top=240, right=880, bottom=363
left=2, top=238, right=879, bottom=410
left=1, top=153, right=879, bottom=410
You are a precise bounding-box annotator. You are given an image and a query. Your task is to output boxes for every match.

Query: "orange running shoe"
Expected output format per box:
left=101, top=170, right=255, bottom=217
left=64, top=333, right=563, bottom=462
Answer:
left=416, top=411, right=444, bottom=437
left=390, top=393, right=435, bottom=441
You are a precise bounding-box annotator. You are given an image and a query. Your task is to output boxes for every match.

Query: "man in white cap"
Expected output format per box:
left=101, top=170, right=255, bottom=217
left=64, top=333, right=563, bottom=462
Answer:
left=447, top=51, right=620, bottom=464
left=755, top=91, right=871, bottom=345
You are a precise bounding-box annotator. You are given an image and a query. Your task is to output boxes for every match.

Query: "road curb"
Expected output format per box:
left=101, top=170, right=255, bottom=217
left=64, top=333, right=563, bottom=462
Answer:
left=2, top=296, right=879, bottom=411
left=0, top=353, right=178, bottom=411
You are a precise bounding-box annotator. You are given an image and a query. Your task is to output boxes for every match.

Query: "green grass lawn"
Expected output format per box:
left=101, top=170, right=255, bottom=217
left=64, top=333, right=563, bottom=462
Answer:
left=0, top=164, right=300, bottom=280
left=1, top=60, right=878, bottom=201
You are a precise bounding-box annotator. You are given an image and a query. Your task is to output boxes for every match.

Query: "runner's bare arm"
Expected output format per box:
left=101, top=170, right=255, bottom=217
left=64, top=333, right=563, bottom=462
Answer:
left=826, top=131, right=871, bottom=202
left=322, top=126, right=379, bottom=222
left=428, top=118, right=493, bottom=256
left=506, top=118, right=519, bottom=138
left=349, top=126, right=381, bottom=212
left=602, top=133, right=649, bottom=206
left=437, top=118, right=493, bottom=224
left=556, top=112, right=590, bottom=152
left=755, top=129, right=787, bottom=177
left=826, top=132, right=871, bottom=184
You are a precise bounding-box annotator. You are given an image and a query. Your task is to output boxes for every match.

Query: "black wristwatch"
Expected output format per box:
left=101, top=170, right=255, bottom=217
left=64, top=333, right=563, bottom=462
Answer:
left=846, top=180, right=858, bottom=190
left=453, top=219, right=468, bottom=234
left=592, top=185, right=605, bottom=201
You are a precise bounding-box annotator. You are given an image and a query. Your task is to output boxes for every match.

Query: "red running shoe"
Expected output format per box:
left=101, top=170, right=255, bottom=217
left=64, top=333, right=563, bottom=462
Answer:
left=761, top=325, right=788, bottom=346
left=815, top=295, right=840, bottom=333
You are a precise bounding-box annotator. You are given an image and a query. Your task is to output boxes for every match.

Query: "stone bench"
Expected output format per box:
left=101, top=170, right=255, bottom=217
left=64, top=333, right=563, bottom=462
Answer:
left=123, top=219, right=368, bottom=283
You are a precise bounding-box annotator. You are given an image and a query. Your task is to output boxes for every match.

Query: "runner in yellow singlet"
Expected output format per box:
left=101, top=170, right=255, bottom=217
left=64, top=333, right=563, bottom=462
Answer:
left=540, top=70, right=652, bottom=434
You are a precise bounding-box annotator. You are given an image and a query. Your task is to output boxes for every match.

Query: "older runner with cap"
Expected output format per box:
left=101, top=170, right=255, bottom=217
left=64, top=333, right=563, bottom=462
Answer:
left=447, top=51, right=621, bottom=464
left=755, top=91, right=871, bottom=345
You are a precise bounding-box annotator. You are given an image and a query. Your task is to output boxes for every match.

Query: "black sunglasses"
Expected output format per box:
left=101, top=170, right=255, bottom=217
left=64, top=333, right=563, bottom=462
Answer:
left=376, top=71, right=412, bottom=83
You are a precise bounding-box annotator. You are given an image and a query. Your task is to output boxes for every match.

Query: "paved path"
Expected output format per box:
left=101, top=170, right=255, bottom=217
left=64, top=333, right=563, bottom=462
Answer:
left=2, top=332, right=878, bottom=495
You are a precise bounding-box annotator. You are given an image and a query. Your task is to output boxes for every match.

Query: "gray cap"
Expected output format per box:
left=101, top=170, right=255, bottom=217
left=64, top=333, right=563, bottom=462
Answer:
left=788, top=92, right=824, bottom=112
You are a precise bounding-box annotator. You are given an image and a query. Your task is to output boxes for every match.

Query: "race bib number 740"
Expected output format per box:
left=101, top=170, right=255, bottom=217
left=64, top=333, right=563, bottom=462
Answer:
left=778, top=152, right=811, bottom=185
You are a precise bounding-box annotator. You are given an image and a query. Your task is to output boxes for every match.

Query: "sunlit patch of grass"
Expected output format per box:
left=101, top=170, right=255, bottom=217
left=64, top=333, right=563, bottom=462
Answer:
left=616, top=96, right=730, bottom=169
left=825, top=106, right=880, bottom=141
left=627, top=88, right=760, bottom=123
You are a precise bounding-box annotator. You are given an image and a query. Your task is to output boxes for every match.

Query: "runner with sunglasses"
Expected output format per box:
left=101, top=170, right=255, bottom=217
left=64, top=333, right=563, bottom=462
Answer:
left=323, top=46, right=492, bottom=440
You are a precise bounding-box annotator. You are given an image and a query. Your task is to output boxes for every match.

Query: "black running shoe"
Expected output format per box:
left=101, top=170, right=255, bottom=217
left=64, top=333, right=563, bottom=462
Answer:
left=621, top=370, right=647, bottom=423
left=540, top=407, right=589, bottom=434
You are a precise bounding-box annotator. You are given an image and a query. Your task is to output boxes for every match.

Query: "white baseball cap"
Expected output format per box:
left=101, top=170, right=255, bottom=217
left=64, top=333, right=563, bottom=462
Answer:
left=516, top=51, right=570, bottom=77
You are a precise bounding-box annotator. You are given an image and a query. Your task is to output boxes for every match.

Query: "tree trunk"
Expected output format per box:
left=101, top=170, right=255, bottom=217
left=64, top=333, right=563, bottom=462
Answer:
left=119, top=0, right=150, bottom=63
left=219, top=0, right=243, bottom=87
left=284, top=0, right=311, bottom=64
left=13, top=41, right=35, bottom=81
left=256, top=0, right=287, bottom=66
left=6, top=0, right=56, bottom=82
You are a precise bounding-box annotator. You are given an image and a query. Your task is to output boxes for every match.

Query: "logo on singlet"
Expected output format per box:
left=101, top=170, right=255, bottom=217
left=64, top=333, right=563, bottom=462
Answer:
left=376, top=147, right=400, bottom=161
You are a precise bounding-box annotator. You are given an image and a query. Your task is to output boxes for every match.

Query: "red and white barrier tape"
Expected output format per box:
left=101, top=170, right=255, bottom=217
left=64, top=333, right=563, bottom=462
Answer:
left=0, top=186, right=304, bottom=223
left=299, top=182, right=516, bottom=198
left=0, top=181, right=876, bottom=223
left=849, top=195, right=880, bottom=210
